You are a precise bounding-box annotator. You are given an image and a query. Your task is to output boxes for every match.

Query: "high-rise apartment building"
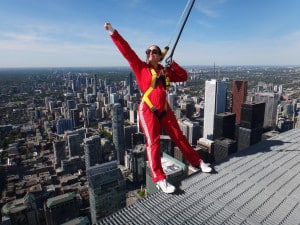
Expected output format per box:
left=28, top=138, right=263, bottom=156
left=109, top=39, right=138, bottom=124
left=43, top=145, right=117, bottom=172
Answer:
left=53, top=140, right=66, bottom=169
left=180, top=100, right=194, bottom=119
left=124, top=125, right=137, bottom=149
left=124, top=144, right=146, bottom=184
left=83, top=135, right=101, bottom=169
left=70, top=108, right=80, bottom=128
left=100, top=138, right=115, bottom=162
left=67, top=133, right=82, bottom=157
left=66, top=99, right=76, bottom=119
left=56, top=118, right=73, bottom=135
left=87, top=161, right=126, bottom=223
left=61, top=156, right=84, bottom=174
left=127, top=100, right=138, bottom=124
left=160, top=135, right=175, bottom=157
left=110, top=93, right=118, bottom=104
left=252, top=92, right=280, bottom=129
left=167, top=93, right=177, bottom=110
left=112, top=103, right=125, bottom=165
left=178, top=119, right=200, bottom=145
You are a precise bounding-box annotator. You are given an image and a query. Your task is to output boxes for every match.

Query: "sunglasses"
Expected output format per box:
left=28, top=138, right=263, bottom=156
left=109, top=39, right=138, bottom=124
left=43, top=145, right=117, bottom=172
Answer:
left=145, top=49, right=159, bottom=55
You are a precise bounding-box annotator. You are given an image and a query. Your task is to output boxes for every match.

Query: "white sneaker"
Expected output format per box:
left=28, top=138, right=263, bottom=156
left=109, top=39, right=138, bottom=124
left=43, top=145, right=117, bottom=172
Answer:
left=156, top=179, right=176, bottom=194
left=200, top=161, right=212, bottom=173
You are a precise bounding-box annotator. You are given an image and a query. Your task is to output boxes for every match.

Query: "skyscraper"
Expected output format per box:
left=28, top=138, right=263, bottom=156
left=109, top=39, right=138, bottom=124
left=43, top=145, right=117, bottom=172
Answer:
left=216, top=80, right=227, bottom=114
left=112, top=103, right=125, bottom=165
left=240, top=102, right=265, bottom=129
left=203, top=79, right=227, bottom=140
left=101, top=138, right=116, bottom=162
left=124, top=125, right=137, bottom=149
left=252, top=92, right=280, bottom=129
left=124, top=144, right=146, bottom=184
left=66, top=99, right=76, bottom=119
left=67, top=133, right=82, bottom=157
left=53, top=140, right=66, bottom=169
left=238, top=102, right=265, bottom=151
left=232, top=80, right=247, bottom=124
left=180, top=100, right=194, bottom=119
left=44, top=192, right=79, bottom=225
left=83, top=135, right=101, bottom=169
left=56, top=118, right=73, bottom=135
left=93, top=74, right=97, bottom=95
left=70, top=108, right=80, bottom=128
left=127, top=72, right=133, bottom=95
left=87, top=161, right=126, bottom=223
left=178, top=119, right=200, bottom=145
left=110, top=93, right=118, bottom=104
left=167, top=93, right=177, bottom=111
left=214, top=112, right=236, bottom=140
left=1, top=193, right=40, bottom=225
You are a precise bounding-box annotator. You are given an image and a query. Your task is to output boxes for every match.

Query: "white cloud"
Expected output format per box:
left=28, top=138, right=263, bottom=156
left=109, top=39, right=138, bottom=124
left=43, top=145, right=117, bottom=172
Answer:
left=0, top=22, right=119, bottom=67
left=175, top=36, right=300, bottom=66
left=195, top=0, right=227, bottom=18
left=284, top=31, right=300, bottom=45
left=196, top=20, right=214, bottom=28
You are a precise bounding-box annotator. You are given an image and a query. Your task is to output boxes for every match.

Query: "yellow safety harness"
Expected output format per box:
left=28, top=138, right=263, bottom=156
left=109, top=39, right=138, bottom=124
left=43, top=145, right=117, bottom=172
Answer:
left=141, top=67, right=170, bottom=119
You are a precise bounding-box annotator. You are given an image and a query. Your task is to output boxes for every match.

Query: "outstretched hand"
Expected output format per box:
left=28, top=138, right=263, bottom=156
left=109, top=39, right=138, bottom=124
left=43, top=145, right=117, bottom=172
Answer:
left=104, top=22, right=115, bottom=34
left=104, top=22, right=111, bottom=30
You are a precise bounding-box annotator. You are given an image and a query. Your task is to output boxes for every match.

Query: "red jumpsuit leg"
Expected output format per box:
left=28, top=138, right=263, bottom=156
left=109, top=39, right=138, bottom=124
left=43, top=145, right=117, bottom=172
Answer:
left=138, top=101, right=166, bottom=183
left=160, top=106, right=202, bottom=167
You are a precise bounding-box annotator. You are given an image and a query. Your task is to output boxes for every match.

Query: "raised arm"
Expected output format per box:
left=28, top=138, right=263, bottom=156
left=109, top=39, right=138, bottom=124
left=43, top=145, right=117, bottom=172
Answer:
left=104, top=22, right=144, bottom=74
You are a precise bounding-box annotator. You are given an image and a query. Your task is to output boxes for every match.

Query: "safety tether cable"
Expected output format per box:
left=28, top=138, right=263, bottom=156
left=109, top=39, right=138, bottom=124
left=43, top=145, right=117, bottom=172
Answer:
left=167, top=0, right=191, bottom=47
left=164, top=0, right=195, bottom=65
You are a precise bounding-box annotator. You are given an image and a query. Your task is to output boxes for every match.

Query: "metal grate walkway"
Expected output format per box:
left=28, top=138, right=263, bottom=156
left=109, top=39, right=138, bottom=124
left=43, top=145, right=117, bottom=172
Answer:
left=97, top=127, right=300, bottom=225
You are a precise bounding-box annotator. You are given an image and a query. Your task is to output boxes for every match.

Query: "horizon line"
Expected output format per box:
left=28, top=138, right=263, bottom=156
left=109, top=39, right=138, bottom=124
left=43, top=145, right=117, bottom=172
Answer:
left=1, top=64, right=300, bottom=70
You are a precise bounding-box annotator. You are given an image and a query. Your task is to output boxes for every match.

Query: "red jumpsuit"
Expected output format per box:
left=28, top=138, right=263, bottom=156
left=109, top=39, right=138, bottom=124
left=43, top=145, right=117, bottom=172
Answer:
left=110, top=30, right=202, bottom=182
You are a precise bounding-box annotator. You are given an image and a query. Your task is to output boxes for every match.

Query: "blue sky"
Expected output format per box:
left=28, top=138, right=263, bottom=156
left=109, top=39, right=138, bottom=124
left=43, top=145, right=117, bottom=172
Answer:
left=1, top=0, right=300, bottom=68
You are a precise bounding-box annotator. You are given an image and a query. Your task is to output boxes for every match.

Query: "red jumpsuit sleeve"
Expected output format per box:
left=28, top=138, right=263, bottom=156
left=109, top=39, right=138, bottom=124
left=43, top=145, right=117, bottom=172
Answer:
left=166, top=61, right=187, bottom=82
left=110, top=30, right=145, bottom=82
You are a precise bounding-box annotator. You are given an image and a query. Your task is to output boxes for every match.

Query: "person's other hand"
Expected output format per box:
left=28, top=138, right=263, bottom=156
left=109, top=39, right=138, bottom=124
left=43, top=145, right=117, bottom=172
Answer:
left=104, top=22, right=112, bottom=30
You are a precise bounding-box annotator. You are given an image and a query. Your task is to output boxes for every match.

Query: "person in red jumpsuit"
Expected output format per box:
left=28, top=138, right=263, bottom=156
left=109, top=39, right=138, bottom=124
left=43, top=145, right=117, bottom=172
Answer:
left=104, top=22, right=211, bottom=194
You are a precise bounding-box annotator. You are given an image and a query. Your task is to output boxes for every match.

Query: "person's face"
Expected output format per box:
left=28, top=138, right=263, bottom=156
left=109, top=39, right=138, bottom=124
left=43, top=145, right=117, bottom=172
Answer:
left=146, top=46, right=161, bottom=64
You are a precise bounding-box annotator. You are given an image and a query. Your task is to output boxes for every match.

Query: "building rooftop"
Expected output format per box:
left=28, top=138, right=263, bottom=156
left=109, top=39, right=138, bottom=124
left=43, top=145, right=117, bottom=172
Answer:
left=61, top=216, right=90, bottom=225
left=161, top=153, right=186, bottom=176
left=97, top=127, right=300, bottom=225
left=46, top=192, right=76, bottom=208
left=1, top=193, right=35, bottom=215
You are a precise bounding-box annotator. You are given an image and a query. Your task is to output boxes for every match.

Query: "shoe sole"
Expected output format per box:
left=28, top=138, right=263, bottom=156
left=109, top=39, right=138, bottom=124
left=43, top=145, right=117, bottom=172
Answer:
left=156, top=185, right=175, bottom=194
left=201, top=168, right=212, bottom=173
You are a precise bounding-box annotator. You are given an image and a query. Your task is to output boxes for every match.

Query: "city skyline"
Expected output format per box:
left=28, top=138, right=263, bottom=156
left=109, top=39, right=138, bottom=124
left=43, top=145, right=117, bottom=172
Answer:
left=1, top=0, right=300, bottom=68
left=1, top=64, right=299, bottom=224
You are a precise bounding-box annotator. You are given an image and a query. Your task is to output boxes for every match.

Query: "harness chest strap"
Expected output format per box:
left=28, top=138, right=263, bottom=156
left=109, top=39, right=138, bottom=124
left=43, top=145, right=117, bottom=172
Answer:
left=142, top=68, right=168, bottom=115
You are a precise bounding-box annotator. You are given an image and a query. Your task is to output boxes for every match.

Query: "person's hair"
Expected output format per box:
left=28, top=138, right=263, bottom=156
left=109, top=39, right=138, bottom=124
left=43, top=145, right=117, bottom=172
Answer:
left=146, top=45, right=163, bottom=62
left=151, top=45, right=162, bottom=56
